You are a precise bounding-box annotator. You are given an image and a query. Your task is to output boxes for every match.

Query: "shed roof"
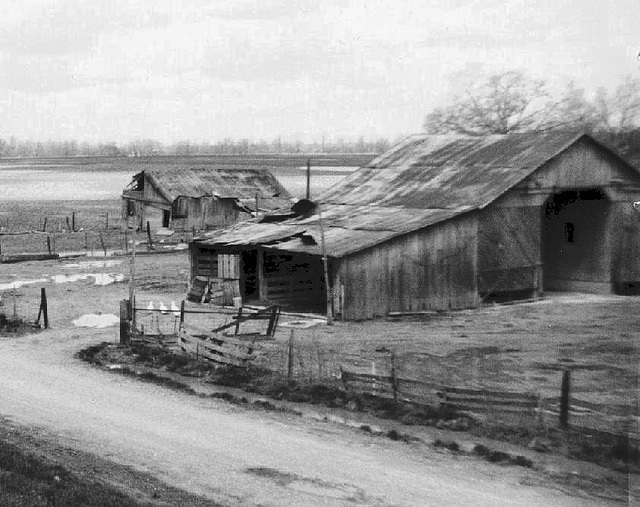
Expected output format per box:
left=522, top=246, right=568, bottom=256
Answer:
left=194, top=132, right=639, bottom=257
left=134, top=167, right=293, bottom=211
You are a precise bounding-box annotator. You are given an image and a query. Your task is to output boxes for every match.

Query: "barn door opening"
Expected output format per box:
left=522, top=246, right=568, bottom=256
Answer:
left=241, top=250, right=259, bottom=300
left=261, top=252, right=326, bottom=313
left=542, top=189, right=610, bottom=292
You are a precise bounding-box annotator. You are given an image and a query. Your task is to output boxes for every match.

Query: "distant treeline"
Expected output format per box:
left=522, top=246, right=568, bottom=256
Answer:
left=0, top=137, right=393, bottom=158
left=1, top=131, right=639, bottom=168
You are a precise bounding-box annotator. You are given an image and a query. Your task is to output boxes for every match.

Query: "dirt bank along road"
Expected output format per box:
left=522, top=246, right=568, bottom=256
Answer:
left=0, top=254, right=629, bottom=505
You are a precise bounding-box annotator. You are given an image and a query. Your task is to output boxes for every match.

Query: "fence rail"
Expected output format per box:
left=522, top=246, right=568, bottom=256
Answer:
left=340, top=366, right=638, bottom=440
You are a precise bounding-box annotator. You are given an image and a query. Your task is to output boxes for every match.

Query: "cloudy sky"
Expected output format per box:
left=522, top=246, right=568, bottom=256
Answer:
left=1, top=0, right=637, bottom=144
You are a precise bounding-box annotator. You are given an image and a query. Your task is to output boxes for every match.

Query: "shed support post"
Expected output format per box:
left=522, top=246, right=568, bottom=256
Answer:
left=560, top=369, right=571, bottom=428
left=257, top=250, right=267, bottom=301
left=120, top=299, right=131, bottom=344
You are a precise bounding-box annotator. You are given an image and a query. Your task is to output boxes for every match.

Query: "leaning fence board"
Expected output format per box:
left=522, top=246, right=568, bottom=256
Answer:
left=179, top=335, right=246, bottom=367
left=178, top=332, right=259, bottom=367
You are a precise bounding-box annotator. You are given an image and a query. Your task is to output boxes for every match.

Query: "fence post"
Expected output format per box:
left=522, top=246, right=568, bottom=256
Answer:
left=72, top=212, right=76, bottom=232
left=42, top=288, right=48, bottom=329
left=560, top=369, right=571, bottom=428
left=99, top=232, right=107, bottom=256
left=105, top=212, right=109, bottom=230
left=146, top=221, right=153, bottom=249
left=46, top=235, right=52, bottom=255
left=36, top=287, right=49, bottom=329
left=287, top=329, right=295, bottom=384
left=42, top=217, right=47, bottom=232
left=390, top=351, right=398, bottom=406
left=119, top=299, right=131, bottom=344
left=179, top=300, right=185, bottom=330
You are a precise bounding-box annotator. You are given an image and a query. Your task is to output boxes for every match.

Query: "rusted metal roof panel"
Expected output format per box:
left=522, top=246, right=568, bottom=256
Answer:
left=320, top=132, right=585, bottom=210
left=194, top=204, right=459, bottom=257
left=141, top=167, right=292, bottom=210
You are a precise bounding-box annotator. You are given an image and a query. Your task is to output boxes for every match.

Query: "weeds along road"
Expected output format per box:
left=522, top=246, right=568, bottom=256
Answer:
left=0, top=329, right=599, bottom=506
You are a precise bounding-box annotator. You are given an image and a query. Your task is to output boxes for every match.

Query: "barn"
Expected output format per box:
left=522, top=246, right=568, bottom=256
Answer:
left=121, top=167, right=292, bottom=233
left=189, top=132, right=640, bottom=319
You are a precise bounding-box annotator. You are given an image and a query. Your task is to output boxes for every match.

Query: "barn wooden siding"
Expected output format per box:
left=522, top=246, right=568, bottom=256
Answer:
left=124, top=182, right=249, bottom=232
left=190, top=244, right=218, bottom=279
left=477, top=205, right=542, bottom=297
left=336, top=215, right=478, bottom=320
left=122, top=175, right=171, bottom=231
left=171, top=197, right=247, bottom=232
left=478, top=138, right=640, bottom=294
left=611, top=200, right=640, bottom=291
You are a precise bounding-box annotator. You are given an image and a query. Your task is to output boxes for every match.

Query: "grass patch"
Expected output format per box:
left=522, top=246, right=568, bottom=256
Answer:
left=0, top=438, right=144, bottom=506
left=75, top=342, right=111, bottom=365
left=385, top=429, right=418, bottom=443
left=473, top=444, right=533, bottom=468
left=433, top=439, right=460, bottom=452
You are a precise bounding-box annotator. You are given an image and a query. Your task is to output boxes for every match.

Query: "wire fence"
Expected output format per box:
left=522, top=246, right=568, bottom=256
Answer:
left=0, top=203, right=194, bottom=257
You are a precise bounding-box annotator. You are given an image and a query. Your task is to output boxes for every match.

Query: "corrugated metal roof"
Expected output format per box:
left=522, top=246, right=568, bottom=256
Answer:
left=194, top=204, right=458, bottom=257
left=141, top=167, right=293, bottom=210
left=195, top=132, right=633, bottom=257
left=320, top=131, right=585, bottom=209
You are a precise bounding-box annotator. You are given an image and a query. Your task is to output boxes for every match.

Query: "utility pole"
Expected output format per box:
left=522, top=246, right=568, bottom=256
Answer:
left=306, top=159, right=311, bottom=200
left=129, top=229, right=136, bottom=328
left=318, top=205, right=333, bottom=325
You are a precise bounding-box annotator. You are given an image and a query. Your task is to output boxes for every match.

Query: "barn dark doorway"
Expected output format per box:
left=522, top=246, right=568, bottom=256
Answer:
left=542, top=189, right=610, bottom=292
left=241, top=250, right=259, bottom=300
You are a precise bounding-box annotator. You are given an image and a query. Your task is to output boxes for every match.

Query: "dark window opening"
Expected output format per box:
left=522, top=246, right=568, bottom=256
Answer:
left=126, top=200, right=136, bottom=216
left=564, top=222, right=574, bottom=243
left=172, top=197, right=188, bottom=218
left=162, top=210, right=171, bottom=228
left=241, top=250, right=259, bottom=298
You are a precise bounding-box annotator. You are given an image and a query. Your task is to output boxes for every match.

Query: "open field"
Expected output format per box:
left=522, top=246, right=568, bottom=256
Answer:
left=0, top=153, right=371, bottom=201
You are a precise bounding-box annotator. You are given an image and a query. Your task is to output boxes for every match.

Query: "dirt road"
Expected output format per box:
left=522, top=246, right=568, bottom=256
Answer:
left=0, top=327, right=605, bottom=506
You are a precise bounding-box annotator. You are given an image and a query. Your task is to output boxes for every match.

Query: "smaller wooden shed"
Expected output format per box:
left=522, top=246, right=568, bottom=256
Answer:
left=121, top=167, right=292, bottom=233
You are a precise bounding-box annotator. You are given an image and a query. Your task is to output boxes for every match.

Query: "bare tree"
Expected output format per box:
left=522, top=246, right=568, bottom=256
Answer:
left=424, top=71, right=557, bottom=135
left=594, top=76, right=640, bottom=132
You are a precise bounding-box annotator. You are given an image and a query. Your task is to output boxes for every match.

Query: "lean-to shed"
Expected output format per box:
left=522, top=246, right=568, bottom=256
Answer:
left=189, top=132, right=640, bottom=319
left=121, top=167, right=292, bottom=232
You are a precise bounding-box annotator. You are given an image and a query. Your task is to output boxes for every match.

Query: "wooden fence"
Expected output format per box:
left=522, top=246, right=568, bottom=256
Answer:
left=121, top=300, right=280, bottom=368
left=340, top=368, right=536, bottom=414
left=340, top=367, right=638, bottom=440
left=177, top=332, right=260, bottom=367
